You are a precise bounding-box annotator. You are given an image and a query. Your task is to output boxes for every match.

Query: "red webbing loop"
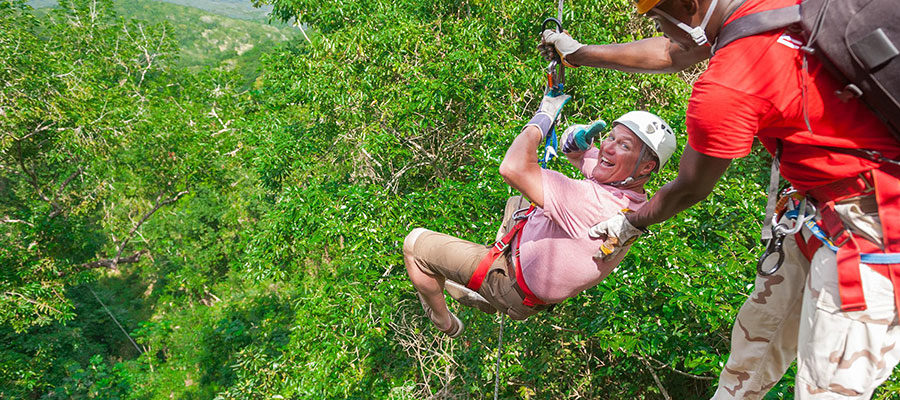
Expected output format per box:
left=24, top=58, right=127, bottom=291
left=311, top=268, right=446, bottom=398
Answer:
left=873, top=167, right=900, bottom=316
left=835, top=233, right=866, bottom=311
left=514, top=228, right=547, bottom=307
left=795, top=231, right=822, bottom=262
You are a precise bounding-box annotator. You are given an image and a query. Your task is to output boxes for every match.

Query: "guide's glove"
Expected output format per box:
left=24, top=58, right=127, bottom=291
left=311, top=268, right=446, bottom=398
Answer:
left=588, top=211, right=645, bottom=262
left=540, top=30, right=584, bottom=67
left=562, top=120, right=607, bottom=153
left=525, top=91, right=571, bottom=139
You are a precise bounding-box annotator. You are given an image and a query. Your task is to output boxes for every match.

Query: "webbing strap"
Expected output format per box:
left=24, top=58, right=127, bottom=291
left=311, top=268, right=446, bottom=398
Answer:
left=711, top=5, right=801, bottom=55
left=762, top=143, right=782, bottom=240
left=467, top=206, right=534, bottom=291
left=873, top=167, right=900, bottom=315
left=783, top=166, right=900, bottom=314
left=835, top=232, right=867, bottom=311
left=787, top=207, right=900, bottom=264
left=514, top=228, right=547, bottom=307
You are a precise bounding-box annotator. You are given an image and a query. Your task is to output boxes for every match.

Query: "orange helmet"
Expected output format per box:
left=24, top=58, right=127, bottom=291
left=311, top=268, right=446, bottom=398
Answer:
left=635, top=0, right=662, bottom=14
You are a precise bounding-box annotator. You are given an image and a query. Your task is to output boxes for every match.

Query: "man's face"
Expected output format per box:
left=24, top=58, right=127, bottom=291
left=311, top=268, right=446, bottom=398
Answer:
left=592, top=125, right=647, bottom=183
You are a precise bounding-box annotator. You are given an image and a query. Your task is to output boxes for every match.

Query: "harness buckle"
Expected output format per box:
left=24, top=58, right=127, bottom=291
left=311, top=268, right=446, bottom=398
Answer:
left=493, top=241, right=509, bottom=252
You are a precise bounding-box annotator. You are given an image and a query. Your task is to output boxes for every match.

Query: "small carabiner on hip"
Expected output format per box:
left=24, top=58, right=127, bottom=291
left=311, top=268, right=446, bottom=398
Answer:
left=757, top=225, right=788, bottom=276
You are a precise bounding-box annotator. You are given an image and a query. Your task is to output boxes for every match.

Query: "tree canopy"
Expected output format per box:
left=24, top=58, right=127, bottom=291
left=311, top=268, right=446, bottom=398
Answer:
left=1, top=0, right=898, bottom=398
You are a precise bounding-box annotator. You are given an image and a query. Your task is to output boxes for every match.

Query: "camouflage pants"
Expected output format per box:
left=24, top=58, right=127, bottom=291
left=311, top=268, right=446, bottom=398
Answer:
left=713, top=200, right=900, bottom=399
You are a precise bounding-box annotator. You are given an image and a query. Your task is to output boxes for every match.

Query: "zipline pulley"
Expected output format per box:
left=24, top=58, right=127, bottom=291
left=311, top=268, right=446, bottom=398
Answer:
left=539, top=17, right=566, bottom=168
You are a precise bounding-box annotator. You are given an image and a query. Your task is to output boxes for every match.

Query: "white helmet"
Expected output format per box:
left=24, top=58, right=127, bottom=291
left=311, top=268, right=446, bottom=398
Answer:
left=612, top=111, right=677, bottom=170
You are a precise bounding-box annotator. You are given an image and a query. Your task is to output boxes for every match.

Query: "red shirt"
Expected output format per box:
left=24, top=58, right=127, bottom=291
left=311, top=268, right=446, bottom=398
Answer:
left=686, top=0, right=900, bottom=191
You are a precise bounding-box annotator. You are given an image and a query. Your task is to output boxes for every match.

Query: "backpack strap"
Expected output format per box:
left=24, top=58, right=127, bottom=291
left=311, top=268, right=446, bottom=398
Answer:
left=712, top=5, right=801, bottom=55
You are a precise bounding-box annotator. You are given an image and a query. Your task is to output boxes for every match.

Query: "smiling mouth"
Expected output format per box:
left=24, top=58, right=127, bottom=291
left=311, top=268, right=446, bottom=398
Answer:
left=600, top=156, right=615, bottom=167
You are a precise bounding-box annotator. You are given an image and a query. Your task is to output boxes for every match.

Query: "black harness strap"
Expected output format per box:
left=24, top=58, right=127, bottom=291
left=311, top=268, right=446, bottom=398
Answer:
left=712, top=5, right=801, bottom=55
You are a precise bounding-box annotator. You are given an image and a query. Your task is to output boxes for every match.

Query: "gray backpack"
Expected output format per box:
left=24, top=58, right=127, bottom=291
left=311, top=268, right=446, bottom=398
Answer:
left=712, top=0, right=900, bottom=140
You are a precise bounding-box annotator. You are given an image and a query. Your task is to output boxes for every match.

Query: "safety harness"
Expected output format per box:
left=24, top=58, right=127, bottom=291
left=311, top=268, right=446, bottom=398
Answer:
left=760, top=164, right=900, bottom=316
left=465, top=205, right=548, bottom=307
left=463, top=12, right=572, bottom=309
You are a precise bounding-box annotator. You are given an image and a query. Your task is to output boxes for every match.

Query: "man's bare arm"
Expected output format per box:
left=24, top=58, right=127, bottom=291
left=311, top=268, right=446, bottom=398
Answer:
left=567, top=37, right=709, bottom=73
left=499, top=126, right=545, bottom=208
left=626, top=144, right=731, bottom=228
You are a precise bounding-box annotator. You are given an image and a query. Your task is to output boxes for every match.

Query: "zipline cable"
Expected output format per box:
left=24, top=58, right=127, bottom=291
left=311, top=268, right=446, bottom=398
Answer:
left=493, top=314, right=505, bottom=400
left=88, top=286, right=144, bottom=355
left=494, top=1, right=565, bottom=394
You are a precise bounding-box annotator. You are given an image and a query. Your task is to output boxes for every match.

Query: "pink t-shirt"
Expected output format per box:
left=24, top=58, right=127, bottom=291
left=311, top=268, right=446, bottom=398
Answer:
left=518, top=147, right=648, bottom=303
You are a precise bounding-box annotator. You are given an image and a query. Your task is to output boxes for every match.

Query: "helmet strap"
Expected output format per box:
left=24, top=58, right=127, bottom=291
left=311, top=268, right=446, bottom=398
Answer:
left=608, top=143, right=649, bottom=187
left=653, top=0, right=718, bottom=46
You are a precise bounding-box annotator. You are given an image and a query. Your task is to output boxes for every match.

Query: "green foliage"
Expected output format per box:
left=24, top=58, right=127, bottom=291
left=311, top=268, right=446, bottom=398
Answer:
left=3, top=0, right=900, bottom=399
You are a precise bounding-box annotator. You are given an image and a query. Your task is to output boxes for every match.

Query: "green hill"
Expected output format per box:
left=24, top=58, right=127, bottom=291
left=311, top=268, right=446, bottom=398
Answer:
left=30, top=0, right=298, bottom=86
left=120, top=0, right=297, bottom=85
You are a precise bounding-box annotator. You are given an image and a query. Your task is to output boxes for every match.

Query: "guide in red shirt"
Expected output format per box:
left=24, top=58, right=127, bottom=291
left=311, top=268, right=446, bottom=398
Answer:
left=540, top=0, right=900, bottom=397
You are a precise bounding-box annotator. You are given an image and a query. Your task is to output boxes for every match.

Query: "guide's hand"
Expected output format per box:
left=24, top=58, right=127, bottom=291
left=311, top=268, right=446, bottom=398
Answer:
left=562, top=120, right=606, bottom=153
left=540, top=30, right=584, bottom=67
left=589, top=212, right=645, bottom=262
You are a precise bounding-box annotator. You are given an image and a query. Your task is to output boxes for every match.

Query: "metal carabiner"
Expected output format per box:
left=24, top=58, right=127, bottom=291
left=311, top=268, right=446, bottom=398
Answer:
left=542, top=17, right=565, bottom=92
left=757, top=224, right=788, bottom=276
left=513, top=206, right=534, bottom=221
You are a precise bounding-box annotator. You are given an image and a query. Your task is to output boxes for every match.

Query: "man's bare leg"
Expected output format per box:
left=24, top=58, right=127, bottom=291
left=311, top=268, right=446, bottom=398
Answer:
left=404, top=228, right=453, bottom=331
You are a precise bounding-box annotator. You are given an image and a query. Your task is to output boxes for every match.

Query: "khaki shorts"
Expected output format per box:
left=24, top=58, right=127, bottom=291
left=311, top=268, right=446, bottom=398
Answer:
left=411, top=196, right=546, bottom=320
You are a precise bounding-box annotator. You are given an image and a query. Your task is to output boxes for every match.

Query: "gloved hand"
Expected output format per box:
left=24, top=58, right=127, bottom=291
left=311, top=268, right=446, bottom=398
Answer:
left=588, top=211, right=645, bottom=262
left=562, top=120, right=607, bottom=153
left=526, top=91, right=571, bottom=139
left=540, top=29, right=584, bottom=67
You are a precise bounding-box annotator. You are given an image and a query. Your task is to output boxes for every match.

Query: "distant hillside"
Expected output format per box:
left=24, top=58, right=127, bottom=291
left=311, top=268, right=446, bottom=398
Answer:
left=29, top=0, right=298, bottom=86
left=29, top=0, right=276, bottom=21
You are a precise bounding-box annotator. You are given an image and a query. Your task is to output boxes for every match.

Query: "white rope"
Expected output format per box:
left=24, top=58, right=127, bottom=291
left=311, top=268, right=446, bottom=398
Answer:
left=493, top=314, right=506, bottom=400
left=89, top=286, right=144, bottom=355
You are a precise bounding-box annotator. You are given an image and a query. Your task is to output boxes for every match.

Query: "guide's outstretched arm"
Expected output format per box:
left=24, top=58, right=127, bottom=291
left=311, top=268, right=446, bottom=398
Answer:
left=590, top=145, right=731, bottom=261
left=627, top=144, right=731, bottom=228
left=540, top=33, right=709, bottom=74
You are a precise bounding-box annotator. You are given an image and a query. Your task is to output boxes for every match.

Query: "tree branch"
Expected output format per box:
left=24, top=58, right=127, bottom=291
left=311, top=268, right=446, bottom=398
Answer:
left=58, top=250, right=149, bottom=277
left=115, top=190, right=188, bottom=259
left=0, top=218, right=34, bottom=227
left=48, top=166, right=84, bottom=218
left=638, top=355, right=672, bottom=400
left=2, top=291, right=63, bottom=315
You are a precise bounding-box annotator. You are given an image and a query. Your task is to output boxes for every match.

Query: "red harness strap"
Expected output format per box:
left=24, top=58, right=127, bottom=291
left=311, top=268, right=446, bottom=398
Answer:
left=873, top=165, right=900, bottom=315
left=802, top=167, right=900, bottom=314
left=467, top=206, right=533, bottom=292
left=466, top=205, right=546, bottom=307
left=794, top=231, right=822, bottom=263
left=513, top=226, right=547, bottom=307
left=820, top=201, right=868, bottom=311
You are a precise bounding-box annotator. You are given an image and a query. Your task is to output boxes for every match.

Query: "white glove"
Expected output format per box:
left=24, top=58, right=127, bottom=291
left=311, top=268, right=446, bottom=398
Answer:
left=562, top=120, right=606, bottom=153
left=588, top=212, right=645, bottom=262
left=526, top=91, right=572, bottom=139
left=541, top=29, right=584, bottom=68
left=536, top=91, right=571, bottom=121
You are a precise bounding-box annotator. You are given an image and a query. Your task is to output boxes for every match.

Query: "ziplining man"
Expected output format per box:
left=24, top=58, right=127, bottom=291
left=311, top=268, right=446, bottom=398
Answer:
left=540, top=0, right=900, bottom=397
left=403, top=91, right=676, bottom=337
